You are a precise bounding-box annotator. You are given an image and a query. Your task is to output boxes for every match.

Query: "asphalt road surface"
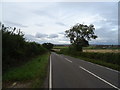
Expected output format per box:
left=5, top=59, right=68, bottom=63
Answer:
left=50, top=52, right=120, bottom=89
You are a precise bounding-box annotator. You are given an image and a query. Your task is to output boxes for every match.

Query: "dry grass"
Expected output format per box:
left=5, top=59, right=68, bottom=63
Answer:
left=83, top=49, right=120, bottom=53
left=52, top=49, right=60, bottom=52
left=53, top=47, right=120, bottom=53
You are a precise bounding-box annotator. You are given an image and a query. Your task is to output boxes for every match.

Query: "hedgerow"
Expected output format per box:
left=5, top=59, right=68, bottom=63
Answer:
left=1, top=24, right=47, bottom=73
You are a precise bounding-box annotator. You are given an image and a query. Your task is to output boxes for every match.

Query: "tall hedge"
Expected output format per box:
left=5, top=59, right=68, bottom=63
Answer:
left=2, top=24, right=47, bottom=73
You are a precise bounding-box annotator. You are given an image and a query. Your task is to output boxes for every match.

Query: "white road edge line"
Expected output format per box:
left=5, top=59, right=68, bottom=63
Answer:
left=63, top=54, right=119, bottom=73
left=87, top=61, right=119, bottom=73
left=49, top=55, right=52, bottom=89
left=79, top=66, right=120, bottom=90
left=80, top=59, right=119, bottom=73
left=65, top=58, right=72, bottom=63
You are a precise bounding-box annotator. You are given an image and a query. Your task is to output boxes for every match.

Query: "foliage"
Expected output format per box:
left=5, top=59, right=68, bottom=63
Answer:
left=42, top=43, right=54, bottom=50
left=58, top=48, right=120, bottom=71
left=2, top=24, right=47, bottom=73
left=65, top=23, right=97, bottom=51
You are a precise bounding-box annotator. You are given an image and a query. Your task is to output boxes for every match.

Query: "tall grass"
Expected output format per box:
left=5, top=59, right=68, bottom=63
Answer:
left=3, top=53, right=50, bottom=88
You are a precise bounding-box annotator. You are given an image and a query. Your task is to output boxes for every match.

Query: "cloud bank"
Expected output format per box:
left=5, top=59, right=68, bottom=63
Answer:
left=2, top=2, right=118, bottom=45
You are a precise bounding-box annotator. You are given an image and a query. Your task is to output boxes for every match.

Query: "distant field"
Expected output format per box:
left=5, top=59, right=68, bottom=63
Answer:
left=53, top=46, right=68, bottom=52
left=83, top=49, right=120, bottom=53
left=53, top=46, right=68, bottom=49
left=53, top=46, right=120, bottom=53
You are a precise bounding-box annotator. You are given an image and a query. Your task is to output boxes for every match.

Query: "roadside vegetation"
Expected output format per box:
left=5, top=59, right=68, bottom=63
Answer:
left=53, top=45, right=120, bottom=52
left=1, top=24, right=50, bottom=88
left=55, top=23, right=120, bottom=71
left=3, top=53, right=49, bottom=88
left=2, top=24, right=48, bottom=73
left=57, top=48, right=120, bottom=71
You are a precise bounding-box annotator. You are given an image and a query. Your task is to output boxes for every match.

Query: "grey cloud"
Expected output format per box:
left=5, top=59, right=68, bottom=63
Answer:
left=94, top=26, right=118, bottom=45
left=24, top=34, right=40, bottom=42
left=35, top=33, right=59, bottom=39
left=106, top=19, right=117, bottom=25
left=48, top=34, right=58, bottom=38
left=34, top=10, right=55, bottom=19
left=35, top=33, right=48, bottom=38
left=59, top=36, right=69, bottom=42
left=35, top=24, right=44, bottom=27
left=4, top=21, right=28, bottom=28
left=24, top=34, right=62, bottom=44
left=55, top=22, right=66, bottom=26
left=24, top=34, right=35, bottom=38
left=3, top=2, right=118, bottom=45
left=95, top=25, right=117, bottom=36
left=58, top=32, right=65, bottom=34
left=97, top=19, right=117, bottom=26
left=90, top=37, right=118, bottom=45
left=24, top=34, right=47, bottom=44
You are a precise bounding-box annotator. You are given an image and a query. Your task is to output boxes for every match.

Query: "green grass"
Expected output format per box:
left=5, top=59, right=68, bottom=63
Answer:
left=53, top=46, right=68, bottom=49
left=3, top=52, right=50, bottom=88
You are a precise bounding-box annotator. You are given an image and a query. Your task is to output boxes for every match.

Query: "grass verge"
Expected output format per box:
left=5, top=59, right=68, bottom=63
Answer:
left=3, top=52, right=50, bottom=88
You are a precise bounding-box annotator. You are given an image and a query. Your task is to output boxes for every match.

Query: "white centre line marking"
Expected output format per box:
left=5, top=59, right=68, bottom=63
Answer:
left=65, top=58, right=72, bottom=63
left=79, top=66, right=120, bottom=90
left=49, top=55, right=52, bottom=89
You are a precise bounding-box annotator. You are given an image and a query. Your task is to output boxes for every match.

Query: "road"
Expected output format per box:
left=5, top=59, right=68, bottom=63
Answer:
left=50, top=52, right=120, bottom=89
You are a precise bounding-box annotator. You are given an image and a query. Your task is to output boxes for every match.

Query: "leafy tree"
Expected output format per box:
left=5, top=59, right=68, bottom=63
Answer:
left=65, top=23, right=97, bottom=52
left=42, top=43, right=54, bottom=50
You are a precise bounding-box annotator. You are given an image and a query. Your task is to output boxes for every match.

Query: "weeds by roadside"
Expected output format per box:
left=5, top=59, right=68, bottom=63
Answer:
left=3, top=53, right=50, bottom=88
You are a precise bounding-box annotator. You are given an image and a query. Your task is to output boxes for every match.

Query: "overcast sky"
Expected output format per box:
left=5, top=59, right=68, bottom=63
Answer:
left=1, top=2, right=118, bottom=45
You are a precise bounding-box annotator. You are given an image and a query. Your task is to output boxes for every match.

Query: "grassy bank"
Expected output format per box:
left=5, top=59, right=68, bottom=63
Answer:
left=3, top=52, right=50, bottom=88
left=57, top=48, right=120, bottom=71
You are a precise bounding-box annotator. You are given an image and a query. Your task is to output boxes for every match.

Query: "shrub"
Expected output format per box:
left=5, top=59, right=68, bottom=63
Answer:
left=42, top=43, right=54, bottom=50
